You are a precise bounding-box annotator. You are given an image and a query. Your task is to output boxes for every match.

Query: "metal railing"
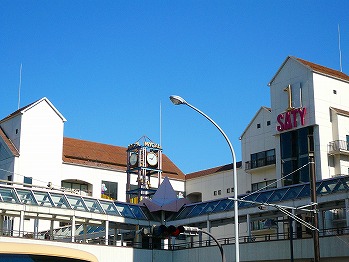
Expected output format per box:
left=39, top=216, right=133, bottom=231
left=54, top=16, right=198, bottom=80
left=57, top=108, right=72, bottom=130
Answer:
left=245, top=155, right=276, bottom=170
left=328, top=140, right=349, bottom=153
left=2, top=226, right=348, bottom=250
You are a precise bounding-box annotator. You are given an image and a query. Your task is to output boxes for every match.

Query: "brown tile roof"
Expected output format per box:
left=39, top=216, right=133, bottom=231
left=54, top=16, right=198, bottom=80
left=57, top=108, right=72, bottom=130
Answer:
left=0, top=127, right=19, bottom=157
left=0, top=102, right=35, bottom=123
left=186, top=161, right=242, bottom=180
left=295, top=57, right=349, bottom=82
left=330, top=107, right=349, bottom=117
left=63, top=137, right=185, bottom=181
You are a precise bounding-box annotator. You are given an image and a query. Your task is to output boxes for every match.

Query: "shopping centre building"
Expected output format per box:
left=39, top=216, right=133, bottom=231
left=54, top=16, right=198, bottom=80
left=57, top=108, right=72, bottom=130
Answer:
left=1, top=56, right=349, bottom=261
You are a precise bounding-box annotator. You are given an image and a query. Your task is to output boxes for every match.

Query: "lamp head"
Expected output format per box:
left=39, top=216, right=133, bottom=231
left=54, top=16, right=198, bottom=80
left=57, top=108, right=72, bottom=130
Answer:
left=169, top=95, right=187, bottom=105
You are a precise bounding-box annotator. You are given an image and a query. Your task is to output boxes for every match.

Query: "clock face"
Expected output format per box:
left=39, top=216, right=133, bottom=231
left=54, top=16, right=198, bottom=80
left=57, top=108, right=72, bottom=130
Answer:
left=129, top=152, right=138, bottom=166
left=147, top=152, right=158, bottom=166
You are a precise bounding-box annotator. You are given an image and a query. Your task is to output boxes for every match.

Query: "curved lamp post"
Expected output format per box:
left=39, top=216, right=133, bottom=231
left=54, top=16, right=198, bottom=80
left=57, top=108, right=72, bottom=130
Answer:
left=169, top=95, right=240, bottom=262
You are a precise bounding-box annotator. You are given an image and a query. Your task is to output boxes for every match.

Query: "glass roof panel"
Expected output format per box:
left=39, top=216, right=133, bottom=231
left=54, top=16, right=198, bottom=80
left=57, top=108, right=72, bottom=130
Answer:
left=255, top=191, right=274, bottom=203
left=175, top=205, right=195, bottom=220
left=267, top=188, right=289, bottom=203
left=83, top=198, right=104, bottom=213
left=317, top=180, right=335, bottom=194
left=128, top=205, right=146, bottom=220
left=200, top=200, right=221, bottom=215
left=140, top=206, right=157, bottom=221
left=282, top=186, right=304, bottom=201
left=65, top=195, right=88, bottom=212
left=15, top=189, right=38, bottom=205
left=114, top=202, right=135, bottom=218
left=187, top=203, right=208, bottom=217
left=0, top=188, right=19, bottom=203
left=49, top=193, right=71, bottom=209
left=297, top=184, right=310, bottom=198
left=34, top=191, right=54, bottom=207
left=212, top=199, right=233, bottom=213
left=332, top=178, right=349, bottom=192
left=99, top=200, right=120, bottom=216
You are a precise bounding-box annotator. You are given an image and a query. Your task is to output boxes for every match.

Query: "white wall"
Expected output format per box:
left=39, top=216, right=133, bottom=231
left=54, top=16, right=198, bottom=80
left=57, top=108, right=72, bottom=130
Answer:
left=186, top=167, right=249, bottom=202
left=16, top=100, right=64, bottom=187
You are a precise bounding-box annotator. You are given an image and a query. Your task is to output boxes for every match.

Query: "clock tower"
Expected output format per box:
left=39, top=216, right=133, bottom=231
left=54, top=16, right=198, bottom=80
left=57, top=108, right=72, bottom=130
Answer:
left=126, top=136, right=162, bottom=203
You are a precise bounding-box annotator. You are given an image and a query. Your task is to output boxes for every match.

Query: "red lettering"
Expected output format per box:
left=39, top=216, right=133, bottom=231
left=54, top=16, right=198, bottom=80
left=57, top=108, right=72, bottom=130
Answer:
left=284, top=111, right=292, bottom=130
left=299, top=107, right=306, bottom=125
left=291, top=109, right=298, bottom=127
left=276, top=107, right=307, bottom=132
left=277, top=114, right=284, bottom=131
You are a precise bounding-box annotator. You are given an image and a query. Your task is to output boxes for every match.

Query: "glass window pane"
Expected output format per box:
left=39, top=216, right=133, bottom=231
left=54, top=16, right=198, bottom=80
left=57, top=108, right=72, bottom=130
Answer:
left=16, top=189, right=37, bottom=205
left=34, top=191, right=54, bottom=207
left=99, top=200, right=120, bottom=216
left=83, top=198, right=104, bottom=213
left=0, top=188, right=19, bottom=203
left=65, top=195, right=87, bottom=211
left=50, top=193, right=70, bottom=209
left=128, top=205, right=146, bottom=219
left=114, top=203, right=134, bottom=218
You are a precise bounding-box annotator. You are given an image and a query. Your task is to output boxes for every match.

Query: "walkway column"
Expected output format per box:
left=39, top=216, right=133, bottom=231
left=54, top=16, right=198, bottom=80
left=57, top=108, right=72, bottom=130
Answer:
left=199, top=231, right=203, bottom=247
left=114, top=227, right=117, bottom=246
left=71, top=216, right=76, bottom=243
left=206, top=220, right=211, bottom=245
left=0, top=214, right=3, bottom=235
left=34, top=218, right=39, bottom=239
left=83, top=224, right=87, bottom=243
left=105, top=220, right=109, bottom=245
left=345, top=198, right=349, bottom=230
left=291, top=209, right=297, bottom=238
left=50, top=220, right=54, bottom=239
left=19, top=210, right=24, bottom=237
left=246, top=214, right=251, bottom=241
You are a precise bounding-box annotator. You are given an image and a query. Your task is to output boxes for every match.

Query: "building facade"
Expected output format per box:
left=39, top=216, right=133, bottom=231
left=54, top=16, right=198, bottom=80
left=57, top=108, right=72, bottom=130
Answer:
left=1, top=56, right=349, bottom=261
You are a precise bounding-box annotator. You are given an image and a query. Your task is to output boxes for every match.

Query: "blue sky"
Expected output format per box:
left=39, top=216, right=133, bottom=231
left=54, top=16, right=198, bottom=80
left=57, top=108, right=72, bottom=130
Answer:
left=1, top=1, right=349, bottom=174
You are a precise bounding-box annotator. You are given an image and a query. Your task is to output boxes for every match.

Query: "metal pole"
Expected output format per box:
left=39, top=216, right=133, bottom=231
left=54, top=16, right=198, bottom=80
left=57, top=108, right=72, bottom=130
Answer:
left=170, top=96, right=239, bottom=262
left=309, top=155, right=320, bottom=261
left=201, top=229, right=226, bottom=262
left=289, top=216, right=294, bottom=262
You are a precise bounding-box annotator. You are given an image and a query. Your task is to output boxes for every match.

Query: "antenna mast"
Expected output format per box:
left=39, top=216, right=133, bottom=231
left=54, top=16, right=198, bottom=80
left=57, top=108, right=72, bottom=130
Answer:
left=18, top=63, right=22, bottom=109
left=338, top=24, right=343, bottom=72
left=160, top=101, right=162, bottom=146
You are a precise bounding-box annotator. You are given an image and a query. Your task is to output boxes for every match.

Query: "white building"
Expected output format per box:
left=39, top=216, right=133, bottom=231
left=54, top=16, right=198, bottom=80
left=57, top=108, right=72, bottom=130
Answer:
left=1, top=56, right=349, bottom=261
left=0, top=97, right=185, bottom=202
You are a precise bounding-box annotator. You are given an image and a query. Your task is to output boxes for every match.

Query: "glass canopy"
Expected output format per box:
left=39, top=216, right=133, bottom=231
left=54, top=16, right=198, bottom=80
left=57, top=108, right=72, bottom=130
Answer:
left=175, top=176, right=349, bottom=220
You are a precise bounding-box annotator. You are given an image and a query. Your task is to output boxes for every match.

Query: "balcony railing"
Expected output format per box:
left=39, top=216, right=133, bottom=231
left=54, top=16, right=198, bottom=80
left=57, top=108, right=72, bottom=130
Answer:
left=245, top=155, right=276, bottom=170
left=328, top=140, right=349, bottom=154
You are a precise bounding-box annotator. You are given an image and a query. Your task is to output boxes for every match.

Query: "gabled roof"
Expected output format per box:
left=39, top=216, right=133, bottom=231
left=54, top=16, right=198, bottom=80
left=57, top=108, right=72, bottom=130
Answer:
left=0, top=127, right=19, bottom=157
left=0, top=97, right=66, bottom=123
left=330, top=107, right=349, bottom=117
left=63, top=137, right=185, bottom=181
left=186, top=161, right=242, bottom=180
left=140, top=176, right=190, bottom=212
left=268, top=56, right=349, bottom=86
left=239, top=106, right=271, bottom=139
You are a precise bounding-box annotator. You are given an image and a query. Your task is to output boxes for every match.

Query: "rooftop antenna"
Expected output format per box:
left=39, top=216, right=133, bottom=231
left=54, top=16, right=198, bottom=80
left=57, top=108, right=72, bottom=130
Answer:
left=159, top=101, right=162, bottom=146
left=338, top=24, right=343, bottom=72
left=17, top=63, right=22, bottom=109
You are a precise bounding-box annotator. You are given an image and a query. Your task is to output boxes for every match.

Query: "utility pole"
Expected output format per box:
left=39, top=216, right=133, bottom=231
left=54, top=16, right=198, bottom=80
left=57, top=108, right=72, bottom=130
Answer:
left=309, top=134, right=320, bottom=262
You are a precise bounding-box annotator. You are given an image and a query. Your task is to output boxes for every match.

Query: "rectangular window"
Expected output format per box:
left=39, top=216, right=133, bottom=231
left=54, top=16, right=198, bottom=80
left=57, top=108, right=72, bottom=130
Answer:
left=227, top=188, right=230, bottom=193
left=257, top=123, right=261, bottom=128
left=218, top=190, right=221, bottom=195
left=101, top=181, right=118, bottom=200
left=280, top=127, right=313, bottom=185
left=24, top=177, right=32, bottom=187
left=214, top=191, right=217, bottom=196
left=267, top=120, right=271, bottom=126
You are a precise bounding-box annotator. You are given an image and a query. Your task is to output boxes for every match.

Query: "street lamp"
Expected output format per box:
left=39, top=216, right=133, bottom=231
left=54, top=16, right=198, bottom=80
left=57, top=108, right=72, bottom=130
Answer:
left=169, top=95, right=240, bottom=262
